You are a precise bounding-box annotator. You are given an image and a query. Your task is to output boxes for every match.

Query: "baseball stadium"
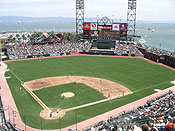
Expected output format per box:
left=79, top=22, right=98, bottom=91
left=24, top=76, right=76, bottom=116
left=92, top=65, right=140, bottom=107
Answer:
left=0, top=0, right=175, bottom=131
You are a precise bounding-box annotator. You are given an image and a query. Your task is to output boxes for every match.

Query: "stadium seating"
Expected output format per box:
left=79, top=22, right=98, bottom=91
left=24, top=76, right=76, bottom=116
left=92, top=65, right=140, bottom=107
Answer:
left=82, top=90, right=175, bottom=131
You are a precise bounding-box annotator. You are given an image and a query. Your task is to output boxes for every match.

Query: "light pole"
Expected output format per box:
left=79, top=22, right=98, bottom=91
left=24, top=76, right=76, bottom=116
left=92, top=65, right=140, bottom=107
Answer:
left=159, top=43, right=162, bottom=50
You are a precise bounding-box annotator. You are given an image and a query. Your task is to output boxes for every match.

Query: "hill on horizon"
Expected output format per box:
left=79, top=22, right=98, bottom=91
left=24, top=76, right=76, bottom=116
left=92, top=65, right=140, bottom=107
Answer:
left=0, top=16, right=175, bottom=24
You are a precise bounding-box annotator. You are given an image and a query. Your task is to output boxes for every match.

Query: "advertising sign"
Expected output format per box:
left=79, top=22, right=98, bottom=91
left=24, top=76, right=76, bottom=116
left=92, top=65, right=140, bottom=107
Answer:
left=83, top=30, right=90, bottom=39
left=112, top=24, right=120, bottom=31
left=90, top=30, right=99, bottom=39
left=119, top=23, right=127, bottom=31
left=160, top=56, right=165, bottom=60
left=98, top=25, right=112, bottom=30
left=99, top=30, right=120, bottom=40
left=90, top=23, right=98, bottom=30
left=50, top=53, right=61, bottom=56
left=83, top=23, right=91, bottom=30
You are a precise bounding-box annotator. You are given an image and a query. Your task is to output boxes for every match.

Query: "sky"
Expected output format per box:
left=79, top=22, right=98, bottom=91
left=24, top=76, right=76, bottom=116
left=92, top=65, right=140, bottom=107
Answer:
left=0, top=0, right=174, bottom=22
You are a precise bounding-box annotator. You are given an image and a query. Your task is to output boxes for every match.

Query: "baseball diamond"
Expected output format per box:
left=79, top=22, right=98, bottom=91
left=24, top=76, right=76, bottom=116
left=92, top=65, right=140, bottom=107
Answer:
left=3, top=55, right=175, bottom=129
left=22, top=76, right=132, bottom=119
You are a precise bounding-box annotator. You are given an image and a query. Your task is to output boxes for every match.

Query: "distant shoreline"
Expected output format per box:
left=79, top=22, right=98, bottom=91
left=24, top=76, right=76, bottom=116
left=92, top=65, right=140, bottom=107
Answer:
left=0, top=16, right=175, bottom=24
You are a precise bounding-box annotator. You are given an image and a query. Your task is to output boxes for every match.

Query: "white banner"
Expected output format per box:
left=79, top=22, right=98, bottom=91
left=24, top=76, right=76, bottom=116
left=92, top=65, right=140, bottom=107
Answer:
left=90, top=23, right=98, bottom=30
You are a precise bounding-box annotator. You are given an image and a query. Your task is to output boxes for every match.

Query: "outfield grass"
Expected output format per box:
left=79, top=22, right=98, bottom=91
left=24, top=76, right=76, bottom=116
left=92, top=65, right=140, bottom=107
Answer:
left=34, top=83, right=106, bottom=109
left=5, top=56, right=175, bottom=129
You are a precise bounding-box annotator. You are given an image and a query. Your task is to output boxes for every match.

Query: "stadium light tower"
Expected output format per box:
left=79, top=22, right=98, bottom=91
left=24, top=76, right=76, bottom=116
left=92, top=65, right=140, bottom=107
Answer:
left=76, top=0, right=84, bottom=36
left=127, top=0, right=137, bottom=42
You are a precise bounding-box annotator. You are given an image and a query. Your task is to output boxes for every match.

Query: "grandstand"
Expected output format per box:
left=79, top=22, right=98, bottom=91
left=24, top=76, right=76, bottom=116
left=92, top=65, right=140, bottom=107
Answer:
left=0, top=96, right=14, bottom=130
left=137, top=43, right=175, bottom=68
left=0, top=37, right=8, bottom=61
left=3, top=38, right=175, bottom=68
left=5, top=40, right=146, bottom=58
left=83, top=90, right=175, bottom=131
left=6, top=40, right=91, bottom=58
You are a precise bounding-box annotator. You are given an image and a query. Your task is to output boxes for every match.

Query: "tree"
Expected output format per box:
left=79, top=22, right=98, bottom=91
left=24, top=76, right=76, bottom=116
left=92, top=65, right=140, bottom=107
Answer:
left=7, top=35, right=13, bottom=42
left=29, top=33, right=36, bottom=41
left=16, top=34, right=21, bottom=43
left=18, top=37, right=21, bottom=42
left=50, top=31, right=55, bottom=39
left=12, top=37, right=16, bottom=42
left=16, top=34, right=20, bottom=39
left=1, top=42, right=5, bottom=47
left=76, top=33, right=83, bottom=41
left=22, top=34, right=26, bottom=42
left=27, top=34, right=30, bottom=39
left=62, top=32, right=77, bottom=41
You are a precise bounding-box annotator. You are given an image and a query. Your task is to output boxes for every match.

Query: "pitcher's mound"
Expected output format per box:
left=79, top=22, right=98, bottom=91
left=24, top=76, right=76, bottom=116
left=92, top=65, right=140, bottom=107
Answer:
left=62, top=92, right=75, bottom=98
left=40, top=108, right=66, bottom=120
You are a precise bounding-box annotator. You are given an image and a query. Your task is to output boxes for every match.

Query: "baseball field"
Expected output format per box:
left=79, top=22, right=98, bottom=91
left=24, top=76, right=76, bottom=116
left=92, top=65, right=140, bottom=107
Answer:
left=5, top=56, right=175, bottom=129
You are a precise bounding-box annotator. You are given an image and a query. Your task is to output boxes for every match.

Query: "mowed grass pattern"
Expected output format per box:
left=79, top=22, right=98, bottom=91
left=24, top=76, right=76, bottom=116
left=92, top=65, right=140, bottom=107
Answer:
left=5, top=56, right=175, bottom=129
left=34, top=83, right=106, bottom=109
left=7, top=56, right=175, bottom=91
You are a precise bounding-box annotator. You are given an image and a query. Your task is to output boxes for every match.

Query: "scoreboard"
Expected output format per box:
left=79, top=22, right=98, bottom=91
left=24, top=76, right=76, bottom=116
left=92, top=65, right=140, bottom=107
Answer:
left=83, top=22, right=127, bottom=40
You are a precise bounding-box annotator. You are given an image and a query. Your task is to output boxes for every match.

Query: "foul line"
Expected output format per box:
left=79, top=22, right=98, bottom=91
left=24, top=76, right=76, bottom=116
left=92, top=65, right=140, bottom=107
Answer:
left=23, top=83, right=49, bottom=110
left=9, top=69, right=23, bottom=83
left=9, top=68, right=50, bottom=110
left=133, top=81, right=171, bottom=93
left=64, top=81, right=171, bottom=112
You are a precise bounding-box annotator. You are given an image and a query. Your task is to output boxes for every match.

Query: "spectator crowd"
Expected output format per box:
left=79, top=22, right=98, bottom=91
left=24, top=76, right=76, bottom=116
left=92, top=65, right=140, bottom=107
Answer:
left=83, top=90, right=175, bottom=131
left=6, top=40, right=146, bottom=58
left=6, top=37, right=175, bottom=59
left=6, top=40, right=92, bottom=57
left=115, top=43, right=144, bottom=56
left=0, top=97, right=13, bottom=131
left=137, top=43, right=175, bottom=58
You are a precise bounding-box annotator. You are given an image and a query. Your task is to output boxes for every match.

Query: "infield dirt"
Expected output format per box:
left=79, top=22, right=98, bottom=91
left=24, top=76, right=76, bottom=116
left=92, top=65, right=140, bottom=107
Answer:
left=24, top=76, right=132, bottom=99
